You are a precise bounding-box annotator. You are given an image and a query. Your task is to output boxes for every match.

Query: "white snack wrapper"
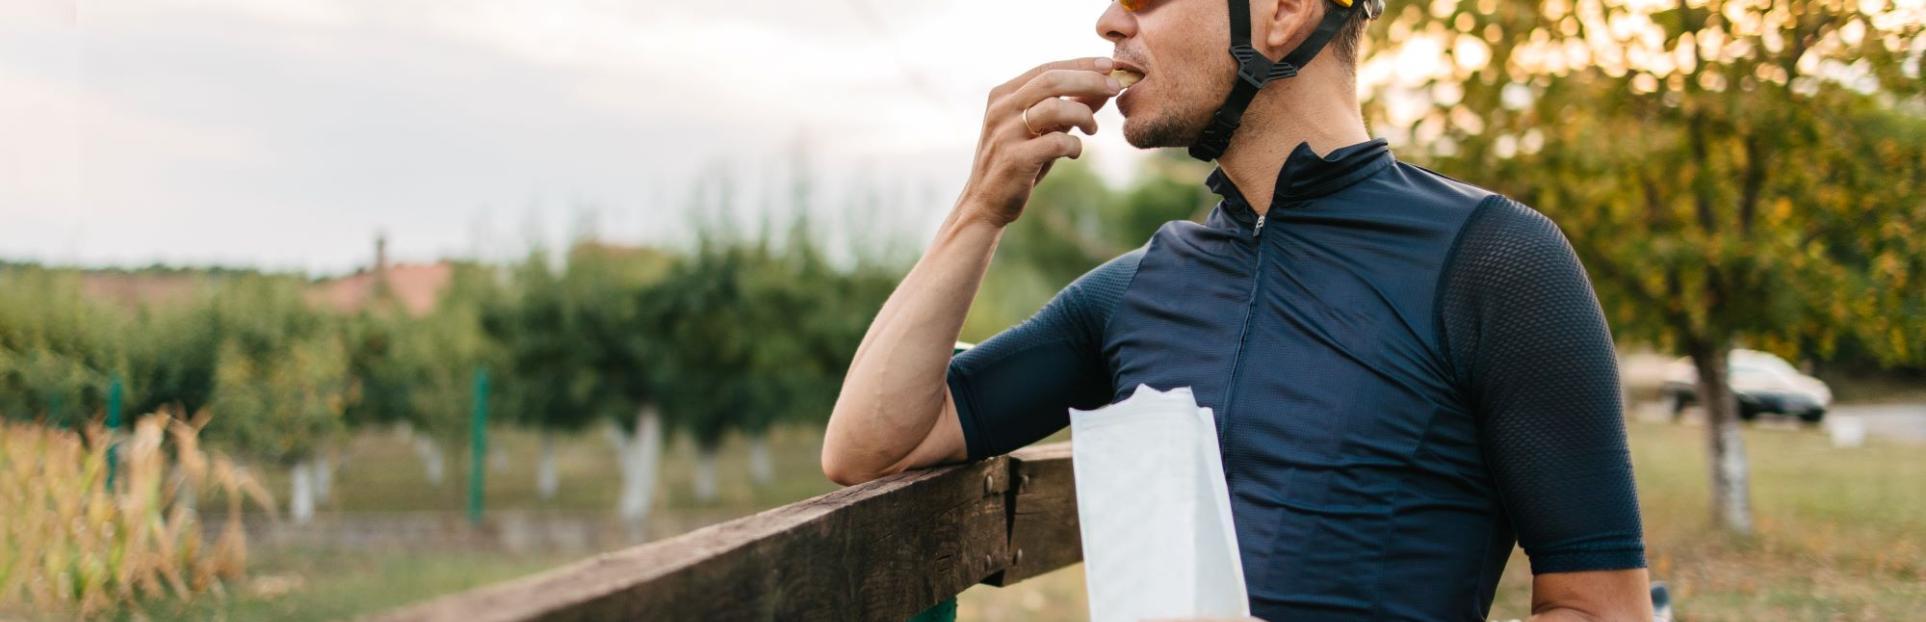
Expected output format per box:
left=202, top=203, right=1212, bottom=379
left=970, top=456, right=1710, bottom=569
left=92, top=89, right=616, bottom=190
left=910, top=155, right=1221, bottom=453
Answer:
left=1068, top=384, right=1248, bottom=622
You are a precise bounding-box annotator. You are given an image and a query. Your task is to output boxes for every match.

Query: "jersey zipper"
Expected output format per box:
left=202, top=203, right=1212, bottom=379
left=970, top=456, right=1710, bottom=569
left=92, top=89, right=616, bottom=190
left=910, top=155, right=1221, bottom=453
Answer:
left=1216, top=212, right=1266, bottom=440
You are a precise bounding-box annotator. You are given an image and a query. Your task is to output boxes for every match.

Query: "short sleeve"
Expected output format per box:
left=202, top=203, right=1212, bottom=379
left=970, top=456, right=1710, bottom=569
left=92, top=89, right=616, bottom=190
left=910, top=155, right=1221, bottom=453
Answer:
left=948, top=248, right=1143, bottom=460
left=1438, top=196, right=1647, bottom=574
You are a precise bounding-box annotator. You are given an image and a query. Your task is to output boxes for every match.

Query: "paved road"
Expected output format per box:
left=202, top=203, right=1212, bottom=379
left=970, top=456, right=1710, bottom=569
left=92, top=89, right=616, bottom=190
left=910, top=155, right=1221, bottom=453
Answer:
left=1828, top=402, right=1926, bottom=444
left=1632, top=400, right=1926, bottom=445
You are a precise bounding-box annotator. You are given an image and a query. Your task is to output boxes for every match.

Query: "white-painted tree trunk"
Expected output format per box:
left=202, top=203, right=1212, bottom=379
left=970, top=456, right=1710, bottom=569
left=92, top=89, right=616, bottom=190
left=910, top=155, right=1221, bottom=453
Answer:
left=289, top=459, right=316, bottom=525
left=693, top=446, right=719, bottom=503
left=413, top=437, right=445, bottom=485
left=746, top=433, right=773, bottom=487
left=1691, top=344, right=1754, bottom=534
left=610, top=406, right=664, bottom=524
left=313, top=451, right=335, bottom=504
left=536, top=430, right=560, bottom=500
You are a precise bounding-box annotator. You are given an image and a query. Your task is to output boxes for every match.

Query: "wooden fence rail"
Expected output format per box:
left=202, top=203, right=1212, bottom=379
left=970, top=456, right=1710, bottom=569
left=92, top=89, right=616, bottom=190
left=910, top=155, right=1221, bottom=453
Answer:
left=370, top=442, right=1081, bottom=622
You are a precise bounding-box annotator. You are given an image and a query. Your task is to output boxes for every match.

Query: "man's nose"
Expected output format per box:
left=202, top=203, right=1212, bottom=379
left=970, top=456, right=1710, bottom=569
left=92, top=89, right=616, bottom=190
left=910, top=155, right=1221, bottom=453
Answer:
left=1096, top=2, right=1135, bottom=44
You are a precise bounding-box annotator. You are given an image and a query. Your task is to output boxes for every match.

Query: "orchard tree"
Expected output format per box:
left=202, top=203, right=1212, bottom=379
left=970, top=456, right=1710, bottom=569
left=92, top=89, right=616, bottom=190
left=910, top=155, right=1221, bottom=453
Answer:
left=1372, top=0, right=1926, bottom=531
left=563, top=242, right=671, bottom=513
left=0, top=267, right=123, bottom=425
left=198, top=275, right=352, bottom=524
left=647, top=242, right=759, bottom=504
left=484, top=252, right=602, bottom=502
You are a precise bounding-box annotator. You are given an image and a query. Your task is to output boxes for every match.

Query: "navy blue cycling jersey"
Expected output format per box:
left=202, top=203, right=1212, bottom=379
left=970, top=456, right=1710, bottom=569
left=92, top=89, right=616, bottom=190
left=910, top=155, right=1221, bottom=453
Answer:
left=947, top=138, right=1645, bottom=621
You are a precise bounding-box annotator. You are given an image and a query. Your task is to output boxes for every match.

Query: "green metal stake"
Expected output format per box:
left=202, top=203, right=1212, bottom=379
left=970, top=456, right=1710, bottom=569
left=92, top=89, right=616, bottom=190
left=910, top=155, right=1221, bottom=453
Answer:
left=105, top=376, right=123, bottom=492
left=907, top=598, right=957, bottom=622
left=468, top=367, right=490, bottom=526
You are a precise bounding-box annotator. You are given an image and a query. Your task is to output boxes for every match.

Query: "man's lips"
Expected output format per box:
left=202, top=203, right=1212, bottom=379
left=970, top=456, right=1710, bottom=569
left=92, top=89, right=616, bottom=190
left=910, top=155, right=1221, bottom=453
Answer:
left=1110, top=59, right=1149, bottom=87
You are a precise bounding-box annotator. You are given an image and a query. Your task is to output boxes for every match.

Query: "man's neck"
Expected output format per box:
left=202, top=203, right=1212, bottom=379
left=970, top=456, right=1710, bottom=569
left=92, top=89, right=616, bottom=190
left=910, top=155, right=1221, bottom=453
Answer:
left=1213, top=64, right=1369, bottom=215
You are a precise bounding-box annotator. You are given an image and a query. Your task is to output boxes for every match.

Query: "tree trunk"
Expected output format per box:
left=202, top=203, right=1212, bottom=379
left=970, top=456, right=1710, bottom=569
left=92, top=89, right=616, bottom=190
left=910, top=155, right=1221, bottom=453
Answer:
left=413, top=437, right=445, bottom=486
left=613, top=405, right=664, bottom=525
left=746, top=432, right=773, bottom=487
left=1689, top=343, right=1754, bottom=534
left=693, top=445, right=720, bottom=503
left=536, top=430, right=560, bottom=500
left=290, top=458, right=316, bottom=525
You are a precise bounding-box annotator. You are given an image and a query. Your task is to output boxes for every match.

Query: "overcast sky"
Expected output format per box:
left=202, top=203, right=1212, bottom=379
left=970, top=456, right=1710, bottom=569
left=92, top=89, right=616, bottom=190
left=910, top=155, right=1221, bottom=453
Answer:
left=2, top=0, right=1160, bottom=274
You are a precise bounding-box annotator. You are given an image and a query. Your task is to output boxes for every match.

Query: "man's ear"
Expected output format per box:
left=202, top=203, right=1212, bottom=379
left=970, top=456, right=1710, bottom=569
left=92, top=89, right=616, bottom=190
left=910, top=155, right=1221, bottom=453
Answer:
left=1259, top=0, right=1320, bottom=56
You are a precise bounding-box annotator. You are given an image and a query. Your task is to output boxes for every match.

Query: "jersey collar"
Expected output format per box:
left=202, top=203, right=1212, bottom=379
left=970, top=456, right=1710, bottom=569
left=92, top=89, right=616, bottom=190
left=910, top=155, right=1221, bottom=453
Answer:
left=1205, top=137, right=1396, bottom=229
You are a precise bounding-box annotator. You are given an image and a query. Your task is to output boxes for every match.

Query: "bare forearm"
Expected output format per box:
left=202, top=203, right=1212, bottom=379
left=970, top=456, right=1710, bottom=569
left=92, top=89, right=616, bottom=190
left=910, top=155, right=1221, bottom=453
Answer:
left=821, top=56, right=1116, bottom=485
left=822, top=207, right=1000, bottom=482
left=1530, top=569, right=1653, bottom=622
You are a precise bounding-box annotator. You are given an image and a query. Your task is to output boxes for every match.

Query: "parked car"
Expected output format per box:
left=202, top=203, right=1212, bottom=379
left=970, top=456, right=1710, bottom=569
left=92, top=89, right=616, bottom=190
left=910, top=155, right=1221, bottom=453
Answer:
left=1662, top=349, right=1831, bottom=425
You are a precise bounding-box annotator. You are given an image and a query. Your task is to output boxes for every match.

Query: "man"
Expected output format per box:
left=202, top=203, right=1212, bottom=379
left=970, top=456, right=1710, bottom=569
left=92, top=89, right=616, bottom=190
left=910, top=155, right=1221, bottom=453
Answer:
left=821, top=0, right=1651, bottom=619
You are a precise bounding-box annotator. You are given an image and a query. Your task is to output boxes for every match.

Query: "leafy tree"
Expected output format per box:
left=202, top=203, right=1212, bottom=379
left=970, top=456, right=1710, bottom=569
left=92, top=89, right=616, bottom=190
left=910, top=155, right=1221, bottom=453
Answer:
left=1374, top=0, right=1926, bottom=531
left=191, top=275, right=351, bottom=523
left=0, top=268, right=124, bottom=424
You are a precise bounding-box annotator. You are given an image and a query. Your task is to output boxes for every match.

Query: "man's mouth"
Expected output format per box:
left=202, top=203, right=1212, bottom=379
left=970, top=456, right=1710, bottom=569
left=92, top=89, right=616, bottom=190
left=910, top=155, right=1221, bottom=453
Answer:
left=1109, top=60, right=1147, bottom=89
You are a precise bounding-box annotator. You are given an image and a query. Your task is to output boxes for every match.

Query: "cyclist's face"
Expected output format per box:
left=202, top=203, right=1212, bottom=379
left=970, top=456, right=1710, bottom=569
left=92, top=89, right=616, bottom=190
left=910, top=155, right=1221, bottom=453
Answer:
left=1097, top=0, right=1236, bottom=149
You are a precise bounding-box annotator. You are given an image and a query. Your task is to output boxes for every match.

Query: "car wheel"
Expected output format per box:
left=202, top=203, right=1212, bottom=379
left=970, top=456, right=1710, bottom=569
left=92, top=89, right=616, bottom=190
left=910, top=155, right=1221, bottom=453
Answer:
left=1799, top=408, right=1825, bottom=426
left=1670, top=394, right=1690, bottom=420
left=1737, top=404, right=1761, bottom=422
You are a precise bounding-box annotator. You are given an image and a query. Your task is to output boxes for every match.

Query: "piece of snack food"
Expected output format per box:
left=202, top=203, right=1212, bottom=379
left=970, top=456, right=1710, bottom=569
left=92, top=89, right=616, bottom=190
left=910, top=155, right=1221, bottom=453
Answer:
left=1110, top=68, right=1143, bottom=89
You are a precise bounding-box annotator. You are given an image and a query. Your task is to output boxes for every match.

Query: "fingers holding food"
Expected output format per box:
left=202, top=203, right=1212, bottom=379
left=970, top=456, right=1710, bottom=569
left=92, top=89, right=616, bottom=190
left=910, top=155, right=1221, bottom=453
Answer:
left=1011, top=69, right=1119, bottom=119
left=1018, top=97, right=1098, bottom=137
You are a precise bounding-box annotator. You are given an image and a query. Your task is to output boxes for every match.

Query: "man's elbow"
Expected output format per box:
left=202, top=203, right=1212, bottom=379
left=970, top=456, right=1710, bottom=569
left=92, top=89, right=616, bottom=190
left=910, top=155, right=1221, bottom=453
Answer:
left=819, top=430, right=907, bottom=486
left=820, top=451, right=897, bottom=487
left=819, top=451, right=866, bottom=486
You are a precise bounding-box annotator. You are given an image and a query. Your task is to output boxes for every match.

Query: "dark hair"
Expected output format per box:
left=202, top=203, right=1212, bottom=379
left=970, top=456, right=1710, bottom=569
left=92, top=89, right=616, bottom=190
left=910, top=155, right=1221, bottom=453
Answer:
left=1331, top=7, right=1369, bottom=66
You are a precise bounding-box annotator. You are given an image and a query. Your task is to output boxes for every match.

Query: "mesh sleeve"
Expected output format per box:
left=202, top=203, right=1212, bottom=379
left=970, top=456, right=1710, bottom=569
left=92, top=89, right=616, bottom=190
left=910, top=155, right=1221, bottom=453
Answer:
left=1437, top=196, right=1647, bottom=574
left=948, top=248, right=1143, bottom=460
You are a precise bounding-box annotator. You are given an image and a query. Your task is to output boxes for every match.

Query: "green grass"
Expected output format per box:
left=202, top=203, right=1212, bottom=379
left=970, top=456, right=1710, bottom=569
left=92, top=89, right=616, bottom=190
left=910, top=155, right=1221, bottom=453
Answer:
left=115, top=418, right=1922, bottom=621
left=133, top=423, right=838, bottom=621
left=143, top=548, right=578, bottom=622
left=225, top=423, right=837, bottom=517
left=960, top=420, right=1926, bottom=621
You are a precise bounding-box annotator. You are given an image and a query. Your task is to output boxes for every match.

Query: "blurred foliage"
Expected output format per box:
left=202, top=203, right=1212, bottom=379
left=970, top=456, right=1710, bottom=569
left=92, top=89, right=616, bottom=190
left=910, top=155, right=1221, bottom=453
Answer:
left=648, top=216, right=895, bottom=449
left=199, top=276, right=351, bottom=465
left=345, top=263, right=504, bottom=440
left=1372, top=0, right=1926, bottom=366
left=0, top=223, right=898, bottom=463
left=1373, top=0, right=1925, bottom=531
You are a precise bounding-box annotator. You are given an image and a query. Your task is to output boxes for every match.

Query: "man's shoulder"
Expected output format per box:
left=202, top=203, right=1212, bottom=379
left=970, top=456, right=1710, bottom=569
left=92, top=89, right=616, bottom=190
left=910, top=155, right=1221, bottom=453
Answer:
left=1059, top=245, right=1148, bottom=323
left=1380, top=159, right=1505, bottom=219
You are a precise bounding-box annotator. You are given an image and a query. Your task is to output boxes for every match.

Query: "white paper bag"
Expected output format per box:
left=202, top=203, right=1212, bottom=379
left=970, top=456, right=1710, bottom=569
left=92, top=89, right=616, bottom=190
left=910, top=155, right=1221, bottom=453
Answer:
left=1069, top=384, right=1248, bottom=622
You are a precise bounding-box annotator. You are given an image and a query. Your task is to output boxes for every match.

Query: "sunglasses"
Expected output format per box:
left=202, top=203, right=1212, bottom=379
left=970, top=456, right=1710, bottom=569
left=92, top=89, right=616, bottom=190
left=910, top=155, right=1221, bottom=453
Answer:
left=1121, top=0, right=1360, bottom=12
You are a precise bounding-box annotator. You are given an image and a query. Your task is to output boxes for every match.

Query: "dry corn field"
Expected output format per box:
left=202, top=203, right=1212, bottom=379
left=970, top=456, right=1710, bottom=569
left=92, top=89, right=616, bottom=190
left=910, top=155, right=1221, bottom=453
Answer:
left=0, top=414, right=274, bottom=618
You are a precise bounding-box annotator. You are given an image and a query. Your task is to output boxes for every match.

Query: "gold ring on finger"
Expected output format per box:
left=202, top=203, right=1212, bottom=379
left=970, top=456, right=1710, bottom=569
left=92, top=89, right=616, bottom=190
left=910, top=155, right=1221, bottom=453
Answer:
left=1021, top=105, right=1043, bottom=137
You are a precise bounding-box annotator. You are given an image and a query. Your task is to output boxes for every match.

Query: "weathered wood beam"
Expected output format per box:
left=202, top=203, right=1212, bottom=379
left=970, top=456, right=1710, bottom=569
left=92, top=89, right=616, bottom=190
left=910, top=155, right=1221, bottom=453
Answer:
left=372, top=456, right=1013, bottom=622
left=371, top=442, right=1084, bottom=622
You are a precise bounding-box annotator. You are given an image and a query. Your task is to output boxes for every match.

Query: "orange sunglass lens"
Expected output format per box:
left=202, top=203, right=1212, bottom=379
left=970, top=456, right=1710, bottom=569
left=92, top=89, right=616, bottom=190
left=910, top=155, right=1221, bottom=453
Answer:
left=1119, top=0, right=1148, bottom=12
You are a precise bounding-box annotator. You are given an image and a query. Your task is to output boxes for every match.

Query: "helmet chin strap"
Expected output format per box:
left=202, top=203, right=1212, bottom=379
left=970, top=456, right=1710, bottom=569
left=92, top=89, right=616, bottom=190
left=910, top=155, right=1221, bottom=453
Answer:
left=1186, top=0, right=1377, bottom=162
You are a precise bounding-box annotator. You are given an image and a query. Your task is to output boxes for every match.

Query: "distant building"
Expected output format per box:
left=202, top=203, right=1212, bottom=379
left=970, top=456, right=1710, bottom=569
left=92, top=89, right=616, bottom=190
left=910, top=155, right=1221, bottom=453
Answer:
left=307, top=234, right=453, bottom=317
